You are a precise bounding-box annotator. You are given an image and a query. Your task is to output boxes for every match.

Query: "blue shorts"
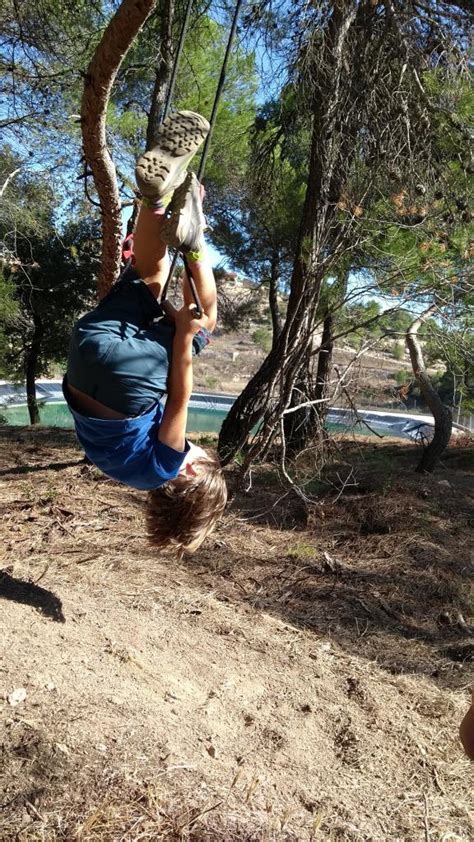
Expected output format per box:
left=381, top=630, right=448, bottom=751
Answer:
left=67, top=266, right=209, bottom=416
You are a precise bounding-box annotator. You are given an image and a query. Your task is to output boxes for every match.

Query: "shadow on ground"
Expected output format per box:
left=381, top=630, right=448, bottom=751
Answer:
left=0, top=570, right=65, bottom=622
left=0, top=459, right=85, bottom=477
left=188, top=442, right=474, bottom=689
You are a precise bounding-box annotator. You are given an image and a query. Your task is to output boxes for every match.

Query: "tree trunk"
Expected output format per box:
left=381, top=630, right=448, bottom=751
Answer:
left=269, top=249, right=282, bottom=349
left=313, top=310, right=334, bottom=428
left=218, top=0, right=359, bottom=465
left=146, top=0, right=174, bottom=151
left=282, top=350, right=317, bottom=455
left=25, top=314, right=44, bottom=426
left=406, top=306, right=452, bottom=473
left=282, top=312, right=334, bottom=453
left=81, top=0, right=157, bottom=299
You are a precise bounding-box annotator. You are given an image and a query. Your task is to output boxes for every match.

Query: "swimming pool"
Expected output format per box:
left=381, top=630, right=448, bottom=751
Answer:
left=0, top=400, right=228, bottom=434
left=0, top=382, right=440, bottom=441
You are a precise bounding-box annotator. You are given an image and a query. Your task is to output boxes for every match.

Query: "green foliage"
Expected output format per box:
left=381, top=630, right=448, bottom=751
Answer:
left=111, top=13, right=258, bottom=206
left=0, top=150, right=99, bottom=382
left=210, top=86, right=309, bottom=294
left=252, top=327, right=272, bottom=353
left=358, top=66, right=472, bottom=305
left=380, top=309, right=414, bottom=336
left=1, top=0, right=104, bottom=174
left=0, top=269, right=19, bottom=378
left=392, top=343, right=405, bottom=361
left=175, top=17, right=258, bottom=191
left=335, top=298, right=416, bottom=346
left=0, top=270, right=18, bottom=322
left=425, top=319, right=474, bottom=415
left=395, top=369, right=411, bottom=386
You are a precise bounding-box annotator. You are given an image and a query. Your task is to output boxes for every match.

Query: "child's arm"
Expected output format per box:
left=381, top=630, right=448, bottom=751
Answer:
left=157, top=303, right=209, bottom=452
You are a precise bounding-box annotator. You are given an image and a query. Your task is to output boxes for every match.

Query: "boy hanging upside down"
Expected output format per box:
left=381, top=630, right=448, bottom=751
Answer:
left=63, top=111, right=227, bottom=553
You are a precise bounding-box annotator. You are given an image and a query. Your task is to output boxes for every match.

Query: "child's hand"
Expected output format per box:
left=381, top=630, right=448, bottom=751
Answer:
left=162, top=301, right=209, bottom=336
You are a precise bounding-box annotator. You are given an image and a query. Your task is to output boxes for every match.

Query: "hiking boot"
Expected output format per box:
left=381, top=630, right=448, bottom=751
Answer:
left=160, top=171, right=207, bottom=255
left=135, top=110, right=209, bottom=207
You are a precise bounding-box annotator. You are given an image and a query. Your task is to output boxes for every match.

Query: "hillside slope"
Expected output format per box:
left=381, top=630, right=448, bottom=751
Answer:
left=192, top=330, right=436, bottom=414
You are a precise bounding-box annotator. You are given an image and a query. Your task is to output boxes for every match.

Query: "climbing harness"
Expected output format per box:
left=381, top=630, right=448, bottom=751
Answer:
left=158, top=0, right=246, bottom=318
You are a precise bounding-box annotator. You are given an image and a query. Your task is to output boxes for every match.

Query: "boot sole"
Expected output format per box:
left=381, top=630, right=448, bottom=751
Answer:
left=135, top=111, right=209, bottom=200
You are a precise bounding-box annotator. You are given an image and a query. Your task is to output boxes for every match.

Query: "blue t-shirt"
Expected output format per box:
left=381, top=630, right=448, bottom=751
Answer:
left=67, top=400, right=188, bottom=490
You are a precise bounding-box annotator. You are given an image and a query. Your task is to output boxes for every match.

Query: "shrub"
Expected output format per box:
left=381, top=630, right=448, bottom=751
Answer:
left=392, top=343, right=405, bottom=361
left=252, top=327, right=272, bottom=353
left=395, top=369, right=410, bottom=385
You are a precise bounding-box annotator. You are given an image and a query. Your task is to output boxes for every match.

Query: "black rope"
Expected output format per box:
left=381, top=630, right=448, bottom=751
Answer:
left=197, top=0, right=245, bottom=180
left=160, top=0, right=246, bottom=319
left=162, top=0, right=194, bottom=124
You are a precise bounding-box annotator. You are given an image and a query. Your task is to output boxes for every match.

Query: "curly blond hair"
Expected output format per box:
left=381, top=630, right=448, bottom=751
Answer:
left=146, top=451, right=227, bottom=554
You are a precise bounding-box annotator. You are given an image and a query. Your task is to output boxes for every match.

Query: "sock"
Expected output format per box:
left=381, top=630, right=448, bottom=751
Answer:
left=141, top=191, right=173, bottom=214
left=185, top=247, right=206, bottom=264
left=122, top=233, right=135, bottom=264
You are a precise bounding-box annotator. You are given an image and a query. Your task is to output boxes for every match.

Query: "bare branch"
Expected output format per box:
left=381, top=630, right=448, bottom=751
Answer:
left=406, top=305, right=453, bottom=472
left=0, top=167, right=21, bottom=199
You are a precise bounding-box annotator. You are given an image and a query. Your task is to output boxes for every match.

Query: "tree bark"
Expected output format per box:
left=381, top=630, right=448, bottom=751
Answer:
left=81, top=0, right=157, bottom=299
left=312, top=313, right=334, bottom=440
left=25, top=313, right=44, bottom=425
left=282, top=312, right=334, bottom=453
left=146, top=0, right=174, bottom=151
left=313, top=310, right=334, bottom=427
left=269, top=249, right=282, bottom=349
left=406, top=306, right=453, bottom=473
left=282, top=350, right=316, bottom=455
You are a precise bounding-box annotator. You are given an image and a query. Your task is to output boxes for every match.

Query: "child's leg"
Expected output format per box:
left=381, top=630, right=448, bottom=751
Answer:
left=160, top=174, right=217, bottom=330
left=133, top=110, right=210, bottom=299
left=133, top=206, right=169, bottom=300
left=133, top=206, right=217, bottom=331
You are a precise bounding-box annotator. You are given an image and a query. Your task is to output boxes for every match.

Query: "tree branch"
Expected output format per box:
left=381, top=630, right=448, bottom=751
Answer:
left=0, top=168, right=21, bottom=199
left=406, top=305, right=453, bottom=472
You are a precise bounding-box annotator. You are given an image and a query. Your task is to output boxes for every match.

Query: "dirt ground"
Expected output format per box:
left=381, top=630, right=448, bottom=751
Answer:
left=0, top=428, right=473, bottom=841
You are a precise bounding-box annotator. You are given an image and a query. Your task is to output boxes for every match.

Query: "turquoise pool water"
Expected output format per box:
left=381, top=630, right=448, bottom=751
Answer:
left=0, top=400, right=392, bottom=438
left=1, top=401, right=227, bottom=434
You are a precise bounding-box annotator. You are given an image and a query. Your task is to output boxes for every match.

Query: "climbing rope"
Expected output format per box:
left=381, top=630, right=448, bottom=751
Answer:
left=162, top=0, right=194, bottom=123
left=159, top=0, right=246, bottom=318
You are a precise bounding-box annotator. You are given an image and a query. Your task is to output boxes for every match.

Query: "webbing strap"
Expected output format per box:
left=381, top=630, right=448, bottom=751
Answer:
left=159, top=250, right=203, bottom=317
left=182, top=254, right=203, bottom=318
